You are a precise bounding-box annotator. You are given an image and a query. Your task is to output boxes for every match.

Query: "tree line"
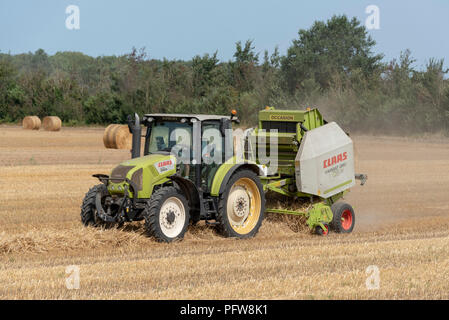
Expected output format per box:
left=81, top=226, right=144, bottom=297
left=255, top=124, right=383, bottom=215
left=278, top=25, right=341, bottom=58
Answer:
left=1, top=15, right=448, bottom=134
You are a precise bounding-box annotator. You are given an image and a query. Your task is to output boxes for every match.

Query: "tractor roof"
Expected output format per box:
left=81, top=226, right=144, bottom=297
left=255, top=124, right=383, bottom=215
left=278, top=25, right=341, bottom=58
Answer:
left=143, top=113, right=231, bottom=122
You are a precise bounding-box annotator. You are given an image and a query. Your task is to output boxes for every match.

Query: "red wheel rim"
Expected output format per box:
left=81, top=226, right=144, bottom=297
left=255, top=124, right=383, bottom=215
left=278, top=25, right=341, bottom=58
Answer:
left=322, top=225, right=328, bottom=235
left=341, top=209, right=353, bottom=230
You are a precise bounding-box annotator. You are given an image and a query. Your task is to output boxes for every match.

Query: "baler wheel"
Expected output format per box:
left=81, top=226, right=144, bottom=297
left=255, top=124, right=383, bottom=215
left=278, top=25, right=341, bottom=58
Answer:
left=330, top=202, right=355, bottom=233
left=216, top=169, right=265, bottom=238
left=314, top=223, right=329, bottom=236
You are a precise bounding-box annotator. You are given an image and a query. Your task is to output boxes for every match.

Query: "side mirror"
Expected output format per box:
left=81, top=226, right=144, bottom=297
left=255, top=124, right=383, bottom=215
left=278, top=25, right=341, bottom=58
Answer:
left=230, top=109, right=240, bottom=124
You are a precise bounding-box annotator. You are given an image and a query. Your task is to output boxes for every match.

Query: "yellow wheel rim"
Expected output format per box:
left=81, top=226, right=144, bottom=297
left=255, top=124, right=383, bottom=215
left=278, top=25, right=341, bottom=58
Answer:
left=226, top=177, right=261, bottom=235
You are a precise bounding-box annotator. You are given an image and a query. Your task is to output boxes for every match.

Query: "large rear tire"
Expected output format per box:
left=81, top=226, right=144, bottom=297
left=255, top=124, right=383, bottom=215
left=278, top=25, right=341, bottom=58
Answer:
left=216, top=169, right=265, bottom=239
left=144, top=186, right=190, bottom=242
left=330, top=202, right=355, bottom=233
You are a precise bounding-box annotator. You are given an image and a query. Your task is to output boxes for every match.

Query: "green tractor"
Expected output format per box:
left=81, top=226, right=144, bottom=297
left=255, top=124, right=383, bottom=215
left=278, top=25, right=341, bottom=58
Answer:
left=81, top=107, right=367, bottom=242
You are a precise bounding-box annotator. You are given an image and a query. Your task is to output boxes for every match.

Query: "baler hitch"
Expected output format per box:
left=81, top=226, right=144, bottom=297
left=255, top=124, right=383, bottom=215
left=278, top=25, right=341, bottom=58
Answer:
left=355, top=173, right=368, bottom=186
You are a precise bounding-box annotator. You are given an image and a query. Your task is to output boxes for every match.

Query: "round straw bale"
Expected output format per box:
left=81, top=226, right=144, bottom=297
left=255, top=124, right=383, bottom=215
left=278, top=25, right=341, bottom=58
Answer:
left=103, top=124, right=118, bottom=148
left=108, top=124, right=122, bottom=149
left=103, top=124, right=132, bottom=149
left=22, top=116, right=41, bottom=130
left=114, top=125, right=132, bottom=149
left=107, top=124, right=119, bottom=148
left=42, top=116, right=62, bottom=131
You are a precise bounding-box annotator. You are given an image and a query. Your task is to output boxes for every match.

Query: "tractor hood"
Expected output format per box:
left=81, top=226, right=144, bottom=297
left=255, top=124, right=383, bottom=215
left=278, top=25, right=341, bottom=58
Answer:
left=108, top=154, right=177, bottom=198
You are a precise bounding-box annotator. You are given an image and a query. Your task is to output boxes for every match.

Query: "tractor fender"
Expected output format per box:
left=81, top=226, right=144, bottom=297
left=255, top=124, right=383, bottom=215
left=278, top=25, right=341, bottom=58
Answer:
left=210, top=159, right=262, bottom=196
left=168, top=174, right=201, bottom=223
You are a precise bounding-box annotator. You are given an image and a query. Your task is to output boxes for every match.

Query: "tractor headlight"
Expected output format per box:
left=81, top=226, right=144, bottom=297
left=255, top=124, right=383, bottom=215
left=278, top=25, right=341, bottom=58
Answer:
left=110, top=185, right=115, bottom=191
left=118, top=185, right=123, bottom=191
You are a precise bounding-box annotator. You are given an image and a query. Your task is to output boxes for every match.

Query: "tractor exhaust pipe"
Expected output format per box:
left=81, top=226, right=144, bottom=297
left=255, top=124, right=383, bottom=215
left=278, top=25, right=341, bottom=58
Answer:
left=127, top=113, right=141, bottom=159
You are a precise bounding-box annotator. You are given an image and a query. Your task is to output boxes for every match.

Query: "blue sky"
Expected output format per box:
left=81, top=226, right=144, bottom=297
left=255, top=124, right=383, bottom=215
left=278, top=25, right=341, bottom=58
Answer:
left=0, top=0, right=447, bottom=69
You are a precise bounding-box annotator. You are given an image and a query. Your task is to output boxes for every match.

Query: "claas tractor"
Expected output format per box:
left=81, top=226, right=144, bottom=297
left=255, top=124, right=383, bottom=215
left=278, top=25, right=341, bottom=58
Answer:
left=81, top=107, right=367, bottom=242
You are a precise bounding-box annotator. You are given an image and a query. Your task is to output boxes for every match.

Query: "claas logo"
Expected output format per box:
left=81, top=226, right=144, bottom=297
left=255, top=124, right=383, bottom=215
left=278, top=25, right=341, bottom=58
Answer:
left=158, top=160, right=173, bottom=168
left=323, top=152, right=348, bottom=168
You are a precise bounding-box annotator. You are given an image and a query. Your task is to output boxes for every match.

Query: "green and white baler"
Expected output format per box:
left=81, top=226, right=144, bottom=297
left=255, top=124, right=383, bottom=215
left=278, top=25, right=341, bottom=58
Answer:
left=244, top=107, right=367, bottom=235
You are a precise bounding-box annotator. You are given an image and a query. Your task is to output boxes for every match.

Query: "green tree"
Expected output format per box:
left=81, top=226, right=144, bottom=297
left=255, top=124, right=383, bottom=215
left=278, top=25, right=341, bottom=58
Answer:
left=0, top=58, right=18, bottom=121
left=281, top=15, right=383, bottom=93
left=230, top=40, right=259, bottom=93
left=191, top=52, right=219, bottom=97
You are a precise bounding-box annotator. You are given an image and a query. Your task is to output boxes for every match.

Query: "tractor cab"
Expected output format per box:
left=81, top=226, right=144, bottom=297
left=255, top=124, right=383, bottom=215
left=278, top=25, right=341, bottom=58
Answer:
left=138, top=113, right=238, bottom=193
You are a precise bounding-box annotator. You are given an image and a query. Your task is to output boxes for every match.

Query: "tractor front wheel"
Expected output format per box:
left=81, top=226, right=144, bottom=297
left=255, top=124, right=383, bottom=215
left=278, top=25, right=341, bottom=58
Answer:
left=80, top=184, right=114, bottom=228
left=144, top=186, right=190, bottom=242
left=330, top=202, right=355, bottom=233
left=216, top=169, right=265, bottom=239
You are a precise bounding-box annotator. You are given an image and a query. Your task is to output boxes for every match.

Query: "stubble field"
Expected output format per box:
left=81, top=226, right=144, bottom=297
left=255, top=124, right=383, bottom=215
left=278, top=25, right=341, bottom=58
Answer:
left=1, top=125, right=449, bottom=299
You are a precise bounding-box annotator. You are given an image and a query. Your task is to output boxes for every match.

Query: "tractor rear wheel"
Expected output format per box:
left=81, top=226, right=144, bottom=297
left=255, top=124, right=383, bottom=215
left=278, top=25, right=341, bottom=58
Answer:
left=216, top=169, right=265, bottom=239
left=144, top=186, right=190, bottom=242
left=80, top=184, right=113, bottom=228
left=330, top=202, right=355, bottom=233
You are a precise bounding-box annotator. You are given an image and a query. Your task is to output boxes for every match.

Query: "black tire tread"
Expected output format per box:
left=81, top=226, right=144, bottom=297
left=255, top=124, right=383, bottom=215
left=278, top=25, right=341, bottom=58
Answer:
left=216, top=169, right=265, bottom=239
left=330, top=201, right=355, bottom=233
left=80, top=184, right=106, bottom=227
left=144, top=186, right=190, bottom=243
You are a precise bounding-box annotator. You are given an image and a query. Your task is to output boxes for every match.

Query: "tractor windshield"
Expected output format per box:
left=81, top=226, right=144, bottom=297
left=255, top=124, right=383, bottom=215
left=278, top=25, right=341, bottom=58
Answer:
left=145, top=121, right=193, bottom=156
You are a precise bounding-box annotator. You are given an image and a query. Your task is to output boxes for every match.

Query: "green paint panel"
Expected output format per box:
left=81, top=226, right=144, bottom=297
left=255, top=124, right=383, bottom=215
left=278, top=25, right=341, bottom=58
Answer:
left=259, top=109, right=307, bottom=122
left=323, top=179, right=353, bottom=195
left=266, top=202, right=333, bottom=230
left=209, top=156, right=260, bottom=196
left=108, top=154, right=176, bottom=198
left=249, top=107, right=326, bottom=176
left=258, top=107, right=324, bottom=128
